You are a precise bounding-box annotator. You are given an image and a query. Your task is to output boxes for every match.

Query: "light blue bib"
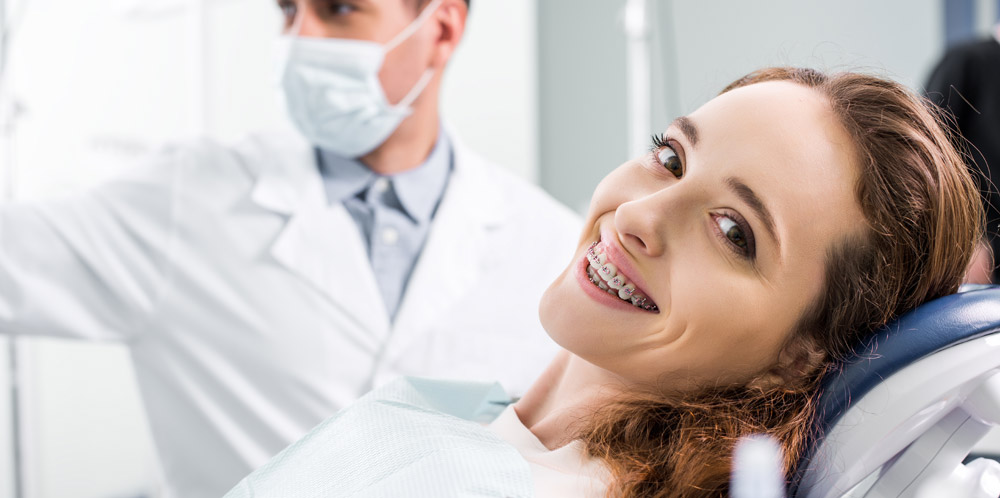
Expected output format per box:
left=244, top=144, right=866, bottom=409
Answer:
left=222, top=377, right=534, bottom=497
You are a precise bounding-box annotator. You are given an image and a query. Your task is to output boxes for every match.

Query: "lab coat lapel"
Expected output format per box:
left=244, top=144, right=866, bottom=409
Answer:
left=391, top=137, right=507, bottom=345
left=248, top=133, right=391, bottom=340
left=270, top=206, right=390, bottom=338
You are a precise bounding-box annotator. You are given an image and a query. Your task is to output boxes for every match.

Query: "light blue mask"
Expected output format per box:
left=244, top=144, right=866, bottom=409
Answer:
left=274, top=0, right=441, bottom=158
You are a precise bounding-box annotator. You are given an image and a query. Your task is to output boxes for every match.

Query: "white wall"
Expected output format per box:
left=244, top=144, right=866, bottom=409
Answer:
left=538, top=0, right=629, bottom=214
left=539, top=0, right=948, bottom=212
left=0, top=1, right=540, bottom=497
left=664, top=0, right=941, bottom=119
left=442, top=0, right=538, bottom=182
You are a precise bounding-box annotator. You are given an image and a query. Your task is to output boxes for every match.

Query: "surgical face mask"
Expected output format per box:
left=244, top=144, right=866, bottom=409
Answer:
left=274, top=0, right=442, bottom=158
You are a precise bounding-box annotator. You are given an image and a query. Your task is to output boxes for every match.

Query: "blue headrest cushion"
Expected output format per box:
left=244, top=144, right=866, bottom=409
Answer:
left=793, top=285, right=1000, bottom=488
left=812, top=285, right=1000, bottom=434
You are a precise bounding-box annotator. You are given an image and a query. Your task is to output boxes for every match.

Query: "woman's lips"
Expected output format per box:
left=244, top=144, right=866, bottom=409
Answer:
left=578, top=242, right=659, bottom=313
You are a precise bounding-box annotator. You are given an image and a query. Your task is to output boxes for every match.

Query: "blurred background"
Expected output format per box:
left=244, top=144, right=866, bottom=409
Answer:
left=0, top=0, right=997, bottom=496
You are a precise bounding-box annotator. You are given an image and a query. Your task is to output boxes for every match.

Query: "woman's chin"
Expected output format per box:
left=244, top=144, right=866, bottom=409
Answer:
left=539, top=266, right=620, bottom=357
left=538, top=269, right=583, bottom=348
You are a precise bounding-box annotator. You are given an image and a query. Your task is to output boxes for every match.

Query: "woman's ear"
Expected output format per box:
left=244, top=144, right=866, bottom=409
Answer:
left=749, top=334, right=826, bottom=389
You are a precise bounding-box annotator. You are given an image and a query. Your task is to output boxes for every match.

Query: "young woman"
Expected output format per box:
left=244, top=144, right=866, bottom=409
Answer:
left=224, top=67, right=982, bottom=498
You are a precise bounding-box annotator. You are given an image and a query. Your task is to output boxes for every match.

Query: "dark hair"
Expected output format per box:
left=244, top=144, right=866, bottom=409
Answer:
left=578, top=67, right=983, bottom=498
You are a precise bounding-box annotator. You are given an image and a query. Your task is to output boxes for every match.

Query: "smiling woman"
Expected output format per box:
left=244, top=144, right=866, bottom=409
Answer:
left=527, top=67, right=982, bottom=497
left=222, top=67, right=982, bottom=498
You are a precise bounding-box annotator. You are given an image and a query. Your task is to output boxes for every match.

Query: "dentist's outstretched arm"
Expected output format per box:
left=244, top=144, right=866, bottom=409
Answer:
left=0, top=146, right=185, bottom=342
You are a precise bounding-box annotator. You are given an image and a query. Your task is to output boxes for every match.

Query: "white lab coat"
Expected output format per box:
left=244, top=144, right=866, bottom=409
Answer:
left=0, top=129, right=581, bottom=498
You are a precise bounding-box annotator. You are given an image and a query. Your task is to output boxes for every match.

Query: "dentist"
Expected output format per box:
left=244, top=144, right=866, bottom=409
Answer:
left=0, top=0, right=579, bottom=497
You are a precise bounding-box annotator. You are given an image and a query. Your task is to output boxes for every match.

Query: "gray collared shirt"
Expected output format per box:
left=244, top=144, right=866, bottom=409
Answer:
left=317, top=130, right=453, bottom=320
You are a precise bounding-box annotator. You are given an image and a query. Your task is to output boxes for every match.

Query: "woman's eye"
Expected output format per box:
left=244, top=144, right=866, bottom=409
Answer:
left=717, top=216, right=749, bottom=253
left=656, top=147, right=683, bottom=178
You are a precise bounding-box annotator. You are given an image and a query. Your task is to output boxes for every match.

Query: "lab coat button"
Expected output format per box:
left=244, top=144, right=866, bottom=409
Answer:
left=373, top=177, right=390, bottom=193
left=381, top=227, right=399, bottom=245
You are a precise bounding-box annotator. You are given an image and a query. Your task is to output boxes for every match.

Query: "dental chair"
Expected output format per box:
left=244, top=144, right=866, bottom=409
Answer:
left=793, top=285, right=1000, bottom=498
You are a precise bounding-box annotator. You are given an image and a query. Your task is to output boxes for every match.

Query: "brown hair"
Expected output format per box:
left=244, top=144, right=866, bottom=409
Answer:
left=579, top=67, right=983, bottom=498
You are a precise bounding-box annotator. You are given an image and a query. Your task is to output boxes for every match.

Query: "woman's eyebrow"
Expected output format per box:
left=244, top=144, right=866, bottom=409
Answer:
left=670, top=116, right=699, bottom=147
left=726, top=177, right=781, bottom=251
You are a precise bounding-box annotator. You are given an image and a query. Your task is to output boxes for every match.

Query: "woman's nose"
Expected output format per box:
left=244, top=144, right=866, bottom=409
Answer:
left=614, top=197, right=669, bottom=258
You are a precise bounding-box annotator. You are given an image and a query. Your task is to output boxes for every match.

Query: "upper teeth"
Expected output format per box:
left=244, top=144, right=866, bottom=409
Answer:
left=598, top=263, right=616, bottom=279
left=586, top=243, right=658, bottom=312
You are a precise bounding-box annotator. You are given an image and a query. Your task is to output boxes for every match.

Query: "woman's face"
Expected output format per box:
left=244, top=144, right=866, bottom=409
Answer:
left=539, top=81, right=865, bottom=391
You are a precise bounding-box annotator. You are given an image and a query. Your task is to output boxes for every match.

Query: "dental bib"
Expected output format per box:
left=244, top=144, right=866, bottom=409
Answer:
left=222, top=377, right=534, bottom=498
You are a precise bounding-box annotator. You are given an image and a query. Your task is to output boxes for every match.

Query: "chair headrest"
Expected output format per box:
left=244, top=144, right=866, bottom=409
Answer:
left=811, top=285, right=1000, bottom=435
left=794, top=285, right=1000, bottom=487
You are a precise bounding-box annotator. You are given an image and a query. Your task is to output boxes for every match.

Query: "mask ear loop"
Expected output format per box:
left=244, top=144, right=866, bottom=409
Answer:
left=384, top=0, right=444, bottom=109
left=384, top=0, right=445, bottom=52
left=395, top=69, right=435, bottom=109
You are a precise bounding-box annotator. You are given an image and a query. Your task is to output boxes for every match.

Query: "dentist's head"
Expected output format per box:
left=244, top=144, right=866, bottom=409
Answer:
left=275, top=0, right=469, bottom=173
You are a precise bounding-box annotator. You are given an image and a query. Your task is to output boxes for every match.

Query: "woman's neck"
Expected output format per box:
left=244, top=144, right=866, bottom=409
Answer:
left=512, top=350, right=626, bottom=450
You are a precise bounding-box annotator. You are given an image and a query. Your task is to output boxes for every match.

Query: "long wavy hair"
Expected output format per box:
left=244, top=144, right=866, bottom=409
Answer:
left=578, top=67, right=983, bottom=498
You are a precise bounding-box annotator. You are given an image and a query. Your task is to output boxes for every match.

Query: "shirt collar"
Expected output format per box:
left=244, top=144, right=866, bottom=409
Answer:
left=317, top=150, right=375, bottom=204
left=317, top=128, right=453, bottom=224
left=391, top=130, right=452, bottom=223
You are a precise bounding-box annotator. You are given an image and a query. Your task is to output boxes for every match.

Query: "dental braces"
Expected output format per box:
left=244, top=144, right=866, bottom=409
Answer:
left=587, top=262, right=659, bottom=312
left=634, top=297, right=658, bottom=312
